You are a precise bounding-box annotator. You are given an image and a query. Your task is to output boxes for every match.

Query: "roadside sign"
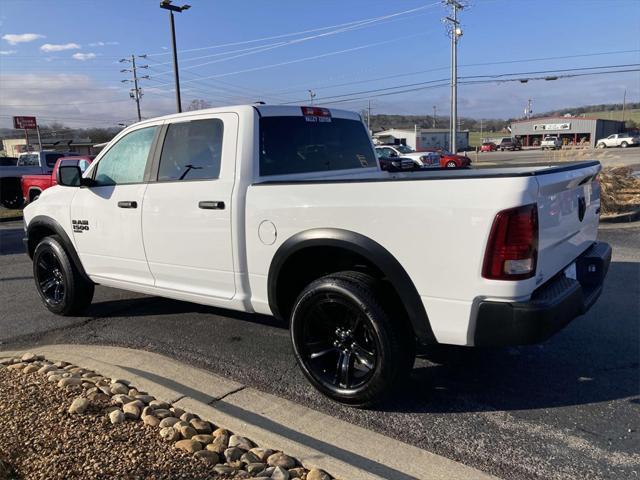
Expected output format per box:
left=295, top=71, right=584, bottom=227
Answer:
left=13, top=116, right=38, bottom=129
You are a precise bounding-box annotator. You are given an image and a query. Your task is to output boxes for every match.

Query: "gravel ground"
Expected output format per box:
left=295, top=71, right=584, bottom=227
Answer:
left=0, top=366, right=223, bottom=480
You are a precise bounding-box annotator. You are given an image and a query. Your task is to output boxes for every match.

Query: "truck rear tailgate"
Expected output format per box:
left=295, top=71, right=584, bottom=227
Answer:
left=535, top=161, right=601, bottom=284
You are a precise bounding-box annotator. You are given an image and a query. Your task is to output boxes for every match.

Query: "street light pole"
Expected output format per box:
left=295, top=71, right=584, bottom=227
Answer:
left=160, top=0, right=191, bottom=114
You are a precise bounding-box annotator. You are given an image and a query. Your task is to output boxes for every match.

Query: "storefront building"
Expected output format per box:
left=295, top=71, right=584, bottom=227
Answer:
left=510, top=117, right=625, bottom=148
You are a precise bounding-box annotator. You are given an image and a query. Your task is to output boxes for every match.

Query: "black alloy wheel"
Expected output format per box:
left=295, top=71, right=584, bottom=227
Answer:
left=299, top=293, right=378, bottom=391
left=35, top=249, right=66, bottom=306
left=32, top=235, right=94, bottom=315
left=290, top=271, right=414, bottom=407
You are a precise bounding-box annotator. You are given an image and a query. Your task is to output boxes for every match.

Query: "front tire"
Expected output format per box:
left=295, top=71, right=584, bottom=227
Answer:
left=33, top=235, right=94, bottom=315
left=597, top=143, right=606, bottom=149
left=290, top=271, right=414, bottom=407
left=445, top=161, right=457, bottom=168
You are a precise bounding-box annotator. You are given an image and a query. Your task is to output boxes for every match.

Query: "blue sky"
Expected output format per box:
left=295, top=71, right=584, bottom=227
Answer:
left=0, top=0, right=639, bottom=128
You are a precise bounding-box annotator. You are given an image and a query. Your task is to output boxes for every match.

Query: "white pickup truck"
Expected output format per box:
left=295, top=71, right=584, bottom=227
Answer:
left=595, top=133, right=639, bottom=149
left=23, top=105, right=611, bottom=406
left=541, top=135, right=562, bottom=150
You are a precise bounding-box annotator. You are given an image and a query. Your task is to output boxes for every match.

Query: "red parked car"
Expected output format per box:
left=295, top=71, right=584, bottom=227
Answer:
left=420, top=148, right=471, bottom=168
left=480, top=142, right=497, bottom=152
left=21, top=156, right=93, bottom=204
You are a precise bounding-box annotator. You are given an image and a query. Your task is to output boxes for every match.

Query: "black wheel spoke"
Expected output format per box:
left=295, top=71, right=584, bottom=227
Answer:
left=309, top=347, right=339, bottom=360
left=54, top=284, right=63, bottom=302
left=40, top=278, right=56, bottom=292
left=336, top=350, right=353, bottom=388
left=352, top=343, right=375, bottom=370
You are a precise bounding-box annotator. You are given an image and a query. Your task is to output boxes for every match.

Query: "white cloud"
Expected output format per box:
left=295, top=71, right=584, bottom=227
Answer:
left=88, top=41, right=119, bottom=47
left=0, top=50, right=17, bottom=55
left=72, top=52, right=96, bottom=61
left=2, top=33, right=45, bottom=45
left=40, top=42, right=80, bottom=52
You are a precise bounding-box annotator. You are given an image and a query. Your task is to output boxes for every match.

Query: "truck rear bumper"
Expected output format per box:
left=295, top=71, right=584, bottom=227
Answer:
left=473, top=241, right=612, bottom=347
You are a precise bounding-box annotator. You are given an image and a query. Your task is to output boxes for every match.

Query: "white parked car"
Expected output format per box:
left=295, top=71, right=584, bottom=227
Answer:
left=23, top=104, right=611, bottom=406
left=595, top=133, right=639, bottom=148
left=375, top=144, right=440, bottom=168
left=541, top=136, right=562, bottom=150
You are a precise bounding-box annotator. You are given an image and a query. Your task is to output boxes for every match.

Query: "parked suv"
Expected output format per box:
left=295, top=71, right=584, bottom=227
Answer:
left=23, top=105, right=611, bottom=406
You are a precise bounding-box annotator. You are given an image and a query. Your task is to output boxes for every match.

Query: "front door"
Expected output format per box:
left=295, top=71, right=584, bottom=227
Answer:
left=142, top=113, right=237, bottom=299
left=70, top=125, right=159, bottom=285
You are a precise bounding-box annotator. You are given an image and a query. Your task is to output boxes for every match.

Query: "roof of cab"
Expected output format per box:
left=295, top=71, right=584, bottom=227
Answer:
left=132, top=104, right=362, bottom=126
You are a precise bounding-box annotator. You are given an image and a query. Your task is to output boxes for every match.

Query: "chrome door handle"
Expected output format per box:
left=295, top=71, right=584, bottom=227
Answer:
left=199, top=201, right=225, bottom=210
left=117, top=201, right=137, bottom=208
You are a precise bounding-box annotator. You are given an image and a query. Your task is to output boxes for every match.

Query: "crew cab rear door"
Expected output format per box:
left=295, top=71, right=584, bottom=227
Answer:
left=141, top=113, right=238, bottom=299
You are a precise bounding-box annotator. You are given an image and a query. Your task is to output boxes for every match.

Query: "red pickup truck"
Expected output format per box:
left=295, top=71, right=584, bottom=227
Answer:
left=21, top=156, right=93, bottom=204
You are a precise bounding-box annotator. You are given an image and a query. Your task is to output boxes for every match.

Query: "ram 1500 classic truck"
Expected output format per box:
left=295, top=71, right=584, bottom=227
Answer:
left=22, top=105, right=611, bottom=406
left=595, top=133, right=639, bottom=149
left=541, top=135, right=562, bottom=150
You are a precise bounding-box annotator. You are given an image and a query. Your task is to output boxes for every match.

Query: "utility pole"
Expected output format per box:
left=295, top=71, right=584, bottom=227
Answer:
left=525, top=98, right=533, bottom=119
left=444, top=0, right=464, bottom=154
left=120, top=55, right=149, bottom=122
left=622, top=88, right=627, bottom=123
left=432, top=105, right=437, bottom=128
left=367, top=99, right=372, bottom=132
left=160, top=0, right=191, bottom=113
left=480, top=118, right=483, bottom=142
left=308, top=90, right=316, bottom=106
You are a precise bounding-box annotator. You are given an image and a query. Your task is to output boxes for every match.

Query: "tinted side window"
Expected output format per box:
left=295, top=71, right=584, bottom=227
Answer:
left=94, top=126, right=157, bottom=186
left=259, top=116, right=376, bottom=176
left=157, top=119, right=223, bottom=181
left=18, top=154, right=38, bottom=166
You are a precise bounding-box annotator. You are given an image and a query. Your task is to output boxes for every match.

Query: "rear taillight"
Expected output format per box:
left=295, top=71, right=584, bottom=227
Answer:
left=482, top=204, right=538, bottom=280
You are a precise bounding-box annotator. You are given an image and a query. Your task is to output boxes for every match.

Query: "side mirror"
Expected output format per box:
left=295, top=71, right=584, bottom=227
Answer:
left=57, top=165, right=83, bottom=187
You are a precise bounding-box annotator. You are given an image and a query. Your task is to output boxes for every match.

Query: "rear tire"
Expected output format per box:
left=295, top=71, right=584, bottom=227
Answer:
left=621, top=141, right=628, bottom=148
left=290, top=271, right=414, bottom=407
left=445, top=161, right=457, bottom=168
left=33, top=235, right=94, bottom=316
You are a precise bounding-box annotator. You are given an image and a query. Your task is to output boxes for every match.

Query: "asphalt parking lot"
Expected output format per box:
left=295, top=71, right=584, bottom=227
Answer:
left=470, top=145, right=640, bottom=170
left=1, top=217, right=638, bottom=480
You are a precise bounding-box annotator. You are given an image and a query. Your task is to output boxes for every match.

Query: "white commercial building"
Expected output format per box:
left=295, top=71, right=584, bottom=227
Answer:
left=373, top=128, right=469, bottom=151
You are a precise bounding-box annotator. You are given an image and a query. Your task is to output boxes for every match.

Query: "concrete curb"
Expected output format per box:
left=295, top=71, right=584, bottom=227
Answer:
left=1, top=344, right=498, bottom=480
left=600, top=208, right=640, bottom=224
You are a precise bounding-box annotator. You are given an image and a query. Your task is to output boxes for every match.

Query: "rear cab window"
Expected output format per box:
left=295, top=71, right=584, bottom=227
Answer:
left=258, top=107, right=377, bottom=178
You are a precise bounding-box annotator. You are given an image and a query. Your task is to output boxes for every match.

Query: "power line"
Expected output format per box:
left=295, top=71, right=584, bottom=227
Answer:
left=146, top=2, right=440, bottom=57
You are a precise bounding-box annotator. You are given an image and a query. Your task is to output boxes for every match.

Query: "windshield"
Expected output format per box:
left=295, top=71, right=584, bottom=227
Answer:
left=395, top=145, right=414, bottom=153
left=259, top=116, right=377, bottom=176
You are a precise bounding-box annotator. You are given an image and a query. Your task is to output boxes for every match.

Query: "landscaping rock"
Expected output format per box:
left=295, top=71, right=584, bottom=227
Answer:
left=240, top=451, right=261, bottom=464
left=192, top=434, right=214, bottom=445
left=272, top=466, right=290, bottom=480
left=224, top=447, right=244, bottom=462
left=250, top=448, right=274, bottom=462
left=149, top=400, right=170, bottom=410
left=135, top=394, right=155, bottom=404
left=21, top=352, right=42, bottom=362
left=153, top=409, right=173, bottom=419
left=178, top=424, right=198, bottom=440
left=68, top=397, right=90, bottom=414
left=174, top=439, right=202, bottom=453
left=170, top=406, right=186, bottom=417
left=288, top=467, right=307, bottom=478
left=193, top=450, right=219, bottom=465
left=247, top=462, right=267, bottom=475
left=268, top=452, right=296, bottom=469
left=190, top=418, right=212, bottom=434
left=38, top=364, right=57, bottom=374
left=7, top=363, right=27, bottom=370
left=143, top=415, right=160, bottom=427
left=159, top=417, right=181, bottom=428
left=23, top=364, right=39, bottom=374
left=111, top=394, right=134, bottom=406
left=229, top=434, right=255, bottom=451
left=110, top=378, right=131, bottom=386
left=58, top=377, right=83, bottom=388
left=110, top=382, right=129, bottom=395
left=307, top=468, right=331, bottom=480
left=180, top=412, right=197, bottom=423
left=160, top=427, right=180, bottom=442
left=109, top=409, right=125, bottom=424
left=123, top=403, right=141, bottom=420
